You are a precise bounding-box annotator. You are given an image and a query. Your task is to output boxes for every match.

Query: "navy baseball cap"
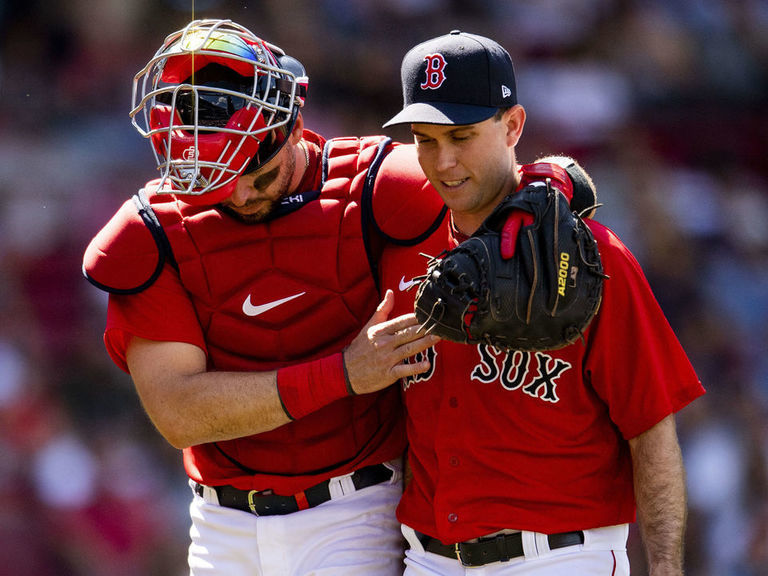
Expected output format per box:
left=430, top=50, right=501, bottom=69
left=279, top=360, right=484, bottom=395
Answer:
left=383, top=30, right=517, bottom=127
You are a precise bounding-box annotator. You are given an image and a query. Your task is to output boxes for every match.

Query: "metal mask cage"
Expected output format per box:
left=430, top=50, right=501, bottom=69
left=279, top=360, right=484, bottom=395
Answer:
left=129, top=19, right=305, bottom=201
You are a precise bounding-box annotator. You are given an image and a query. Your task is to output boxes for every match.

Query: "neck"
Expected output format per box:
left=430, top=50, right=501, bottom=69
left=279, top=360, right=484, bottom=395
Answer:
left=450, top=214, right=477, bottom=239
left=450, top=161, right=521, bottom=236
left=289, top=140, right=311, bottom=193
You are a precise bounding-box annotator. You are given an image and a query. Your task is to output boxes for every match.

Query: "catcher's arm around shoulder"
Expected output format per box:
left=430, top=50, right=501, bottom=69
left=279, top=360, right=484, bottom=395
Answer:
left=126, top=337, right=289, bottom=449
left=126, top=290, right=438, bottom=449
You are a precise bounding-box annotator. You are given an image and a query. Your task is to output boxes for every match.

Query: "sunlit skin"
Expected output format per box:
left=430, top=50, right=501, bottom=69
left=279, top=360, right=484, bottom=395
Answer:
left=411, top=105, right=526, bottom=236
left=218, top=114, right=307, bottom=224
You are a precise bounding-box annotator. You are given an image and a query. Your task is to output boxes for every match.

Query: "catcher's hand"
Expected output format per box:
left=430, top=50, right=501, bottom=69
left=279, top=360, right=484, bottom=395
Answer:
left=413, top=181, right=606, bottom=351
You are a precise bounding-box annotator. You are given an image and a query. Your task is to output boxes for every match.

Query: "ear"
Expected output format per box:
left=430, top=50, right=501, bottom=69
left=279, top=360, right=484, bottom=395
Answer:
left=504, top=105, right=526, bottom=148
left=289, top=111, right=304, bottom=144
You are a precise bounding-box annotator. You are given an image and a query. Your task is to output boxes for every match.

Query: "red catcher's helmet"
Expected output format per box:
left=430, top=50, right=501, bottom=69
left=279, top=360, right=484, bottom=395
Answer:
left=130, top=19, right=308, bottom=205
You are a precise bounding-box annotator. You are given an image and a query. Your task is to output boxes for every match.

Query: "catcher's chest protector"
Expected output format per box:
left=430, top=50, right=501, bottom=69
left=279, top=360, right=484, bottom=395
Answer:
left=84, top=135, right=413, bottom=483
left=159, top=137, right=393, bottom=368
left=85, top=136, right=393, bottom=370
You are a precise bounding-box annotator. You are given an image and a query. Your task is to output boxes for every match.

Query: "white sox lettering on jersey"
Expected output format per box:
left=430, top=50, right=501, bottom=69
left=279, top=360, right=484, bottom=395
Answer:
left=402, top=345, right=571, bottom=404
left=402, top=347, right=437, bottom=391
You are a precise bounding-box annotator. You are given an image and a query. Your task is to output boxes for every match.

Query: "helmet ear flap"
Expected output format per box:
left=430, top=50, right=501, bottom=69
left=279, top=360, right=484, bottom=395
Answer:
left=277, top=55, right=308, bottom=105
left=277, top=55, right=305, bottom=77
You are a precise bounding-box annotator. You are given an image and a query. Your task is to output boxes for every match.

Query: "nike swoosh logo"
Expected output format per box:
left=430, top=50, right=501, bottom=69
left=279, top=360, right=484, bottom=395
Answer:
left=399, top=276, right=419, bottom=292
left=242, top=292, right=306, bottom=317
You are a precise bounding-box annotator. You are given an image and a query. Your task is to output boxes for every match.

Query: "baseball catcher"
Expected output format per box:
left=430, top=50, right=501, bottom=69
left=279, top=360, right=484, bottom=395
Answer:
left=412, top=159, right=606, bottom=351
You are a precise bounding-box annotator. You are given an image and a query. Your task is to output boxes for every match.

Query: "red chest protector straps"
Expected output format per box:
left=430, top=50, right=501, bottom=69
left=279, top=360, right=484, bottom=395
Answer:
left=83, top=136, right=398, bottom=296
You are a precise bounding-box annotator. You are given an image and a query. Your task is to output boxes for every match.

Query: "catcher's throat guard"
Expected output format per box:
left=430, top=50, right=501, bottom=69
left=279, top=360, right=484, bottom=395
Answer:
left=413, top=182, right=606, bottom=351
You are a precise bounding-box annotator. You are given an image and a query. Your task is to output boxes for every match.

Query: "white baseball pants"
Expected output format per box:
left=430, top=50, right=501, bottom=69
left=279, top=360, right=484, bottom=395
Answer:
left=402, top=524, right=630, bottom=575
left=188, top=469, right=404, bottom=575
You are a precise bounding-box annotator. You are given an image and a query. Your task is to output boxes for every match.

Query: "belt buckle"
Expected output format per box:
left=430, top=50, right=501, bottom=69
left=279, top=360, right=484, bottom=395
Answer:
left=454, top=543, right=470, bottom=567
left=247, top=490, right=261, bottom=516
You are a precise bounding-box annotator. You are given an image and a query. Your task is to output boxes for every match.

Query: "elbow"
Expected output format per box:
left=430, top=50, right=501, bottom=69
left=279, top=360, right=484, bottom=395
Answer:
left=150, top=420, right=191, bottom=450
left=163, top=430, right=193, bottom=451
left=135, top=384, right=207, bottom=449
left=159, top=413, right=210, bottom=449
left=142, top=407, right=199, bottom=450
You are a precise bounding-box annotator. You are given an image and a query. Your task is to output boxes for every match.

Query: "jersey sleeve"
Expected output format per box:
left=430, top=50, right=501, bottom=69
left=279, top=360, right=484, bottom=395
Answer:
left=104, top=265, right=206, bottom=373
left=584, top=223, right=705, bottom=440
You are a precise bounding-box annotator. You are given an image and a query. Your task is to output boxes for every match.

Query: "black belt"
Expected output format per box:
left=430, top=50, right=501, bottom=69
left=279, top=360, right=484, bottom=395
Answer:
left=420, top=530, right=584, bottom=567
left=193, top=463, right=393, bottom=516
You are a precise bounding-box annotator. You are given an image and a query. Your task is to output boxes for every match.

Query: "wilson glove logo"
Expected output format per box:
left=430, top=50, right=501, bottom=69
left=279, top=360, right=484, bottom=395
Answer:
left=558, top=252, right=570, bottom=297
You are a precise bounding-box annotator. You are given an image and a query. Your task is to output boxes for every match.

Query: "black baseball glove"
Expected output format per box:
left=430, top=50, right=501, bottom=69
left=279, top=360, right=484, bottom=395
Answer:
left=413, top=181, right=606, bottom=350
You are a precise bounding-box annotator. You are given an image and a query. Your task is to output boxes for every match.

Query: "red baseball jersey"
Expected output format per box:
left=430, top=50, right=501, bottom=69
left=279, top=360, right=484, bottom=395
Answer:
left=379, top=215, right=705, bottom=543
left=88, top=133, right=445, bottom=495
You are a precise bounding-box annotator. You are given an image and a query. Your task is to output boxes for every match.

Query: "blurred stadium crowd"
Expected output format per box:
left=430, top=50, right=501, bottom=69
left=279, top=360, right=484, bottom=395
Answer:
left=0, top=1, right=766, bottom=574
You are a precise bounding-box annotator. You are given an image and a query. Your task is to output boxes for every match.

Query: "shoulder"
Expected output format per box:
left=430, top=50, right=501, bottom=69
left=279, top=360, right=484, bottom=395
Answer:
left=370, top=143, right=447, bottom=243
left=586, top=220, right=645, bottom=277
left=82, top=183, right=179, bottom=294
left=585, top=220, right=665, bottom=320
left=323, top=134, right=391, bottom=173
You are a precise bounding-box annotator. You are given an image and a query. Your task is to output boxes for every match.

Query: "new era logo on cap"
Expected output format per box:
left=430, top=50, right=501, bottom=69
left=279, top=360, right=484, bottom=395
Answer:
left=384, top=30, right=517, bottom=127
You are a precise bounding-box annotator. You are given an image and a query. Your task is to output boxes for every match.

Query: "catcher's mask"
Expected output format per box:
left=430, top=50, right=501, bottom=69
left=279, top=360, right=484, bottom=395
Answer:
left=130, top=19, right=308, bottom=205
